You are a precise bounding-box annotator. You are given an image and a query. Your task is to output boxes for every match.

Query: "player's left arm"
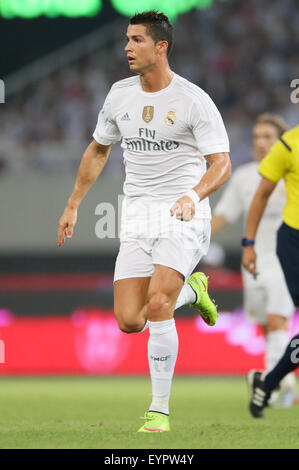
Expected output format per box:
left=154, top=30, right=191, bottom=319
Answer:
left=195, top=152, right=232, bottom=200
left=170, top=152, right=231, bottom=221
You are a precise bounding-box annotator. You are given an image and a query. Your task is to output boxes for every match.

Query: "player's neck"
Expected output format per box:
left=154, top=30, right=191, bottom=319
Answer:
left=139, top=64, right=174, bottom=93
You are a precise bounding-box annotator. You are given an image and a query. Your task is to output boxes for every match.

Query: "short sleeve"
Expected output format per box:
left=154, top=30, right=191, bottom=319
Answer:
left=190, top=92, right=230, bottom=156
left=93, top=89, right=121, bottom=145
left=258, top=139, right=290, bottom=183
left=213, top=169, right=244, bottom=223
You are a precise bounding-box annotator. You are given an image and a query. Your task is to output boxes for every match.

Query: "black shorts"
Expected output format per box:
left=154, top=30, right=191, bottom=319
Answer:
left=277, top=222, right=299, bottom=307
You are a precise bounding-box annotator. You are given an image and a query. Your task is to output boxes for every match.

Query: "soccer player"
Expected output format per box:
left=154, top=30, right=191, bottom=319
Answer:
left=211, top=114, right=297, bottom=407
left=57, top=11, right=231, bottom=432
left=242, top=117, right=299, bottom=415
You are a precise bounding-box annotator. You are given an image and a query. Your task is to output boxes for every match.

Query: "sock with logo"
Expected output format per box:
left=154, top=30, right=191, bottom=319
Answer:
left=147, top=319, right=179, bottom=415
left=175, top=284, right=196, bottom=310
left=265, top=333, right=299, bottom=392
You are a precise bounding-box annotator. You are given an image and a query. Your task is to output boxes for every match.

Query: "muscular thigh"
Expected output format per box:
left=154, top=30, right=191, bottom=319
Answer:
left=113, top=240, right=185, bottom=327
left=114, top=277, right=151, bottom=324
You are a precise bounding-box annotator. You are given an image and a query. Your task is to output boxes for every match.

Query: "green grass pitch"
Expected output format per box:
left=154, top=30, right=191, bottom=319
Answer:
left=0, top=376, right=298, bottom=449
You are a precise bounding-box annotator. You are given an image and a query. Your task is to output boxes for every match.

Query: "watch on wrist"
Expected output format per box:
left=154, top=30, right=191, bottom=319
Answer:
left=241, top=237, right=255, bottom=247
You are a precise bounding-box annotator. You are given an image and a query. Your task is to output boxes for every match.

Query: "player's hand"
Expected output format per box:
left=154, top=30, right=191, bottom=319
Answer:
left=170, top=196, right=195, bottom=221
left=57, top=207, right=78, bottom=247
left=242, top=246, right=257, bottom=275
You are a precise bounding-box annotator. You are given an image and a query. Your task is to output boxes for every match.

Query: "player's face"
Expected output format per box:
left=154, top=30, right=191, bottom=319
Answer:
left=125, top=24, right=160, bottom=74
left=252, top=123, right=279, bottom=161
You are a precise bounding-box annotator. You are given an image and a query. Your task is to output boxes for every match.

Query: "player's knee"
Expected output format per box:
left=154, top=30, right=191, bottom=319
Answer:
left=147, top=292, right=171, bottom=321
left=116, top=315, right=144, bottom=334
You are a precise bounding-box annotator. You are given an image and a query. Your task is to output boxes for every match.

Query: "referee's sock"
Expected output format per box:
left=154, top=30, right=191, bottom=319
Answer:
left=265, top=333, right=299, bottom=392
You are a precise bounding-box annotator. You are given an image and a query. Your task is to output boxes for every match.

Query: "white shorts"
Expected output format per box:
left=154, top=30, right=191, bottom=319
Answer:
left=114, top=219, right=211, bottom=282
left=242, top=257, right=294, bottom=325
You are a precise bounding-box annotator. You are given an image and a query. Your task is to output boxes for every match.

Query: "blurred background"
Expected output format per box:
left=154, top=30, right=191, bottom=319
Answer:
left=0, top=0, right=298, bottom=375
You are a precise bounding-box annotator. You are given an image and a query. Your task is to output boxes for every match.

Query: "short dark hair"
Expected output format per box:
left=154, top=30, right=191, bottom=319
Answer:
left=130, top=11, right=173, bottom=56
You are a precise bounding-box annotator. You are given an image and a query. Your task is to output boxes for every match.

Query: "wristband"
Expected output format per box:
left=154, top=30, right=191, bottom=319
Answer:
left=241, top=237, right=255, bottom=247
left=185, top=189, right=200, bottom=205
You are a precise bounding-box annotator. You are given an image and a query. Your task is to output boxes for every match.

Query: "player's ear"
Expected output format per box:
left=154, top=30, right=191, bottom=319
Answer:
left=156, top=40, right=168, bottom=56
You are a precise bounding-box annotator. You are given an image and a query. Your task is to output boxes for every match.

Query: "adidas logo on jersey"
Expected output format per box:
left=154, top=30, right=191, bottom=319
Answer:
left=121, top=112, right=130, bottom=121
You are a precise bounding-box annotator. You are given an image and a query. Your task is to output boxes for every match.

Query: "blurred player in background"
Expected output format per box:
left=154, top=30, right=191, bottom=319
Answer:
left=243, top=115, right=299, bottom=413
left=57, top=11, right=231, bottom=432
left=211, top=114, right=297, bottom=407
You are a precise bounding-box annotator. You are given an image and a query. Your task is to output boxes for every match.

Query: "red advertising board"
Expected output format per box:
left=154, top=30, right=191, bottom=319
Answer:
left=0, top=308, right=298, bottom=375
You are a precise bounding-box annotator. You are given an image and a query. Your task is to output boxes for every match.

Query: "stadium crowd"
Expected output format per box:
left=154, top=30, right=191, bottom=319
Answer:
left=1, top=0, right=298, bottom=174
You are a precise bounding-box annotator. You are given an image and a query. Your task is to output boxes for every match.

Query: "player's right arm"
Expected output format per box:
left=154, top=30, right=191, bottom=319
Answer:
left=58, top=85, right=121, bottom=247
left=57, top=140, right=112, bottom=247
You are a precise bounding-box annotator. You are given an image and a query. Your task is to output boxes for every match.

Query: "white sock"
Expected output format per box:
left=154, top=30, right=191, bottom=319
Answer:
left=266, top=330, right=289, bottom=404
left=265, top=330, right=289, bottom=372
left=175, top=284, right=196, bottom=310
left=147, top=319, right=179, bottom=415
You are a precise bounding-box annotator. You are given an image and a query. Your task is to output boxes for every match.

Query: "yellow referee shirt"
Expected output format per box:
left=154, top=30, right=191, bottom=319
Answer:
left=259, top=125, right=299, bottom=230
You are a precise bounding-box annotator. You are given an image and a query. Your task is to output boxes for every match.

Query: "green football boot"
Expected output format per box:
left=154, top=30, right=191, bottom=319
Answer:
left=137, top=411, right=170, bottom=432
left=186, top=272, right=218, bottom=326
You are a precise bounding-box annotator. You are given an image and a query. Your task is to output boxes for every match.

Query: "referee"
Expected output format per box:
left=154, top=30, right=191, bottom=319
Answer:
left=241, top=122, right=299, bottom=417
left=242, top=123, right=299, bottom=307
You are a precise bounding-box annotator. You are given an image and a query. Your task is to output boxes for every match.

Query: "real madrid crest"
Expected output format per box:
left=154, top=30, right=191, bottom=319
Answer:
left=165, top=110, right=176, bottom=126
left=142, top=106, right=154, bottom=123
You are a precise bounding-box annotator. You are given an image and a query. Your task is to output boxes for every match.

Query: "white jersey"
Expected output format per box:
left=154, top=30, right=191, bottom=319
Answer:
left=214, top=160, right=287, bottom=280
left=93, top=72, right=229, bottom=226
